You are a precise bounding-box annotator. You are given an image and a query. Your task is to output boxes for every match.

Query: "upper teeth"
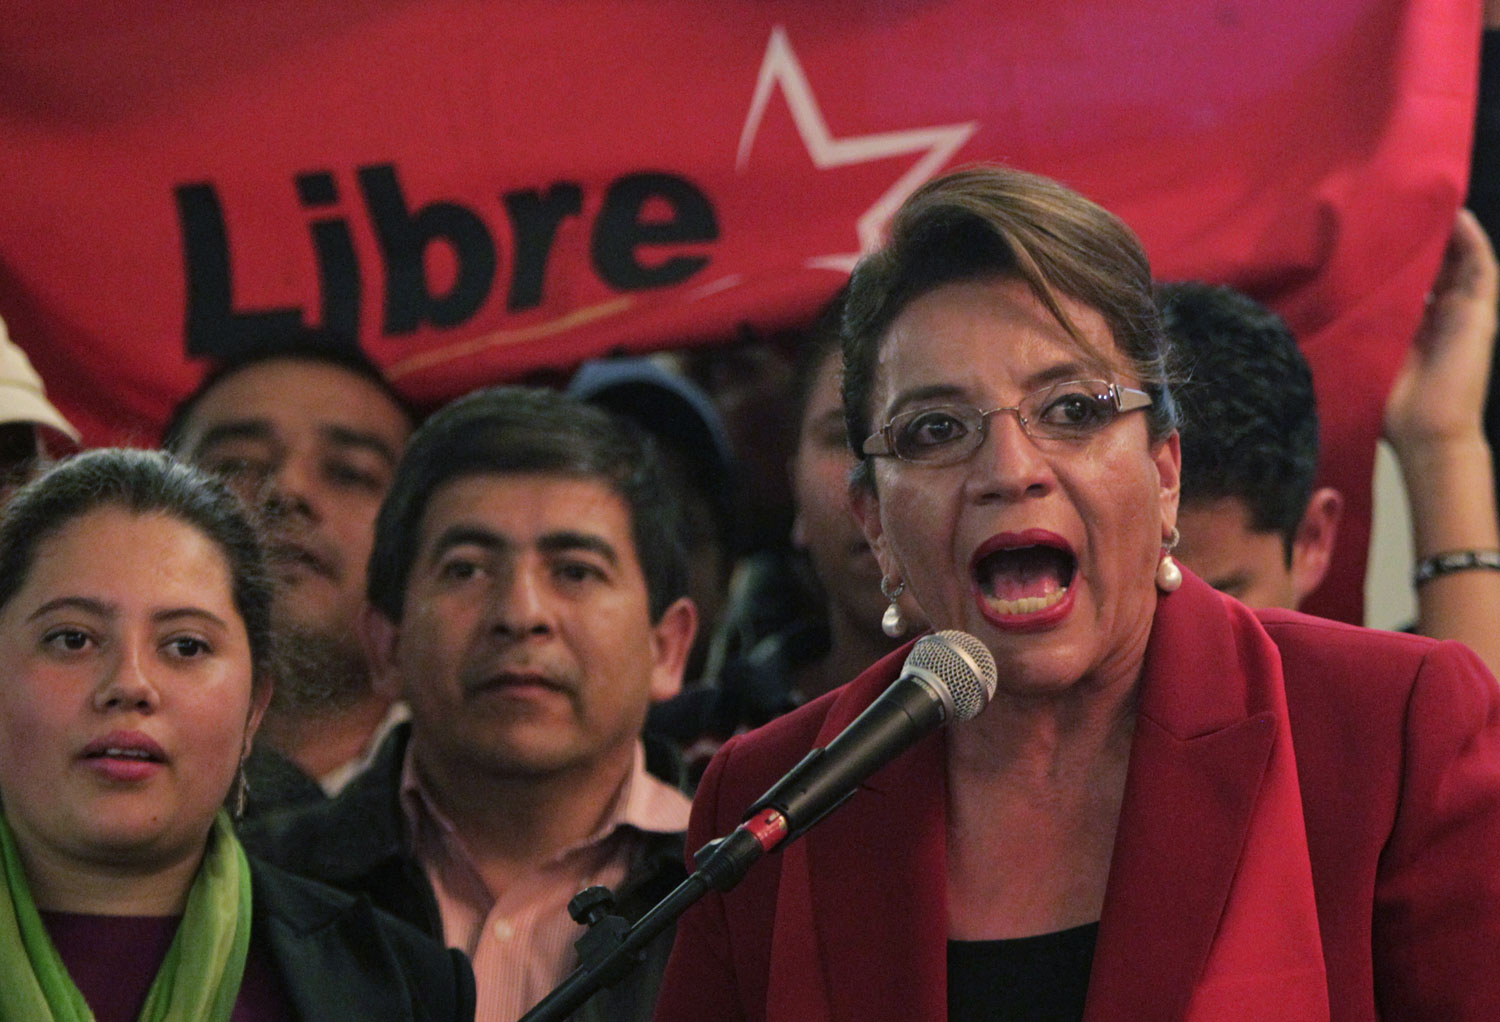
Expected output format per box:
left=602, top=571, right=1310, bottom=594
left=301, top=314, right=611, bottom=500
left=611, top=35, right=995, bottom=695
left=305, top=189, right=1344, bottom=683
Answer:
left=104, top=747, right=152, bottom=759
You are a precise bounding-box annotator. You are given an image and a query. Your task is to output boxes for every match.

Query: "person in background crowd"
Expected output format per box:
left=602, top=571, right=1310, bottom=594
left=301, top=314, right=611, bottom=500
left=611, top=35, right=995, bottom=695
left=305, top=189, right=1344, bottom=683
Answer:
left=653, top=164, right=1500, bottom=1021
left=161, top=339, right=415, bottom=817
left=672, top=328, right=803, bottom=560
left=1163, top=281, right=1342, bottom=610
left=0, top=448, right=472, bottom=1022
left=0, top=313, right=79, bottom=495
left=567, top=356, right=735, bottom=682
left=1169, top=208, right=1500, bottom=676
left=243, top=387, right=695, bottom=1022
left=1382, top=208, right=1500, bottom=668
left=785, top=293, right=927, bottom=700
left=648, top=296, right=925, bottom=776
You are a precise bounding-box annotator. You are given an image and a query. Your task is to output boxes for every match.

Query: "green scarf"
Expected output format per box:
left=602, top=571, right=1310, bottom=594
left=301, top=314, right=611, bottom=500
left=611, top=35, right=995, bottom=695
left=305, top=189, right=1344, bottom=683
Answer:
left=0, top=809, right=253, bottom=1022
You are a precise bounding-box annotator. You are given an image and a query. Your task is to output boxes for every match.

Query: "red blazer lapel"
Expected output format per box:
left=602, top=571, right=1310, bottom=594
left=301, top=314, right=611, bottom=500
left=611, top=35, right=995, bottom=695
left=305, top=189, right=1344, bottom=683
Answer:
left=780, top=649, right=950, bottom=1022
left=1086, top=707, right=1278, bottom=1017
left=1087, top=574, right=1327, bottom=1019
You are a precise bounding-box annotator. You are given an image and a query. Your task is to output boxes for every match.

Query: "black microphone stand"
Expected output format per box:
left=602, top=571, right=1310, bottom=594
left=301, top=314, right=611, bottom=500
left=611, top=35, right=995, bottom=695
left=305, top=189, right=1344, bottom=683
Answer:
left=517, top=808, right=790, bottom=1022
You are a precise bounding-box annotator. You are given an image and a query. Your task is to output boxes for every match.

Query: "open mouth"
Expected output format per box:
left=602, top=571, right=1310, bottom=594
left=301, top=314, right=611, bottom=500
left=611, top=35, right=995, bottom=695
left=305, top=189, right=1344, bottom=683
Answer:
left=973, top=544, right=1077, bottom=616
left=80, top=732, right=168, bottom=782
left=82, top=732, right=167, bottom=764
left=87, top=747, right=163, bottom=762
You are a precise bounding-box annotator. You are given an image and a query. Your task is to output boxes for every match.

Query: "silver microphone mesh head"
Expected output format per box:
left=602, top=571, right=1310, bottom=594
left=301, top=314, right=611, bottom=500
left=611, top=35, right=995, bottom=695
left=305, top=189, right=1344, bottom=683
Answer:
left=906, top=630, right=998, bottom=722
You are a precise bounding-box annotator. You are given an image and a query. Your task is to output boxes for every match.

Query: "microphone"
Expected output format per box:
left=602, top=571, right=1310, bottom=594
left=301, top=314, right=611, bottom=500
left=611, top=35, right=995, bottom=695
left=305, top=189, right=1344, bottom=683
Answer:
left=517, top=631, right=996, bottom=1022
left=740, top=629, right=997, bottom=844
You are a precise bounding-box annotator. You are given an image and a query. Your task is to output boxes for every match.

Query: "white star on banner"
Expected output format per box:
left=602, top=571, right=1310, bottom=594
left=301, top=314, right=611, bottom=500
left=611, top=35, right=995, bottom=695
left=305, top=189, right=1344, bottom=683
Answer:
left=736, top=25, right=979, bottom=272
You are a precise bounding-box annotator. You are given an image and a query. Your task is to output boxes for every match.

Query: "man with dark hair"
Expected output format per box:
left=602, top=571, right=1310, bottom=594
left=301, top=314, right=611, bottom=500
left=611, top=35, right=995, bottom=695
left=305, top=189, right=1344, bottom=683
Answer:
left=162, top=339, right=415, bottom=812
left=1162, top=281, right=1343, bottom=609
left=1166, top=209, right=1500, bottom=681
left=565, top=355, right=735, bottom=680
left=243, top=386, right=696, bottom=1022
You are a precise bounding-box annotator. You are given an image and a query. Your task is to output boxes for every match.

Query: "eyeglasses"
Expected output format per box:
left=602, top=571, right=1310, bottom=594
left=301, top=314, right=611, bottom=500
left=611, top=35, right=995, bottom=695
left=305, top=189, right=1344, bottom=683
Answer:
left=862, top=379, right=1153, bottom=466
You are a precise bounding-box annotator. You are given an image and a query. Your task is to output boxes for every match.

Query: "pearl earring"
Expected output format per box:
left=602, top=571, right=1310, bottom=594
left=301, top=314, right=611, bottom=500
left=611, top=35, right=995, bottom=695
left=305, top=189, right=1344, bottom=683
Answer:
left=880, top=577, right=909, bottom=638
left=1156, top=526, right=1183, bottom=593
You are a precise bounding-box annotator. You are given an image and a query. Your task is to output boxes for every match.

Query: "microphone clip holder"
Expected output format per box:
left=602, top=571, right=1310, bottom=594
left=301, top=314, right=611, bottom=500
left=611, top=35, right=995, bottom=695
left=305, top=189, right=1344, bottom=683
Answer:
left=518, top=808, right=789, bottom=1022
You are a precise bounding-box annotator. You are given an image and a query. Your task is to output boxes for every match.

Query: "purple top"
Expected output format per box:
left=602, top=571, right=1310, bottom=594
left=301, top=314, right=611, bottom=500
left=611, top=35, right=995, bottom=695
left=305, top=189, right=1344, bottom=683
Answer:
left=41, top=910, right=296, bottom=1021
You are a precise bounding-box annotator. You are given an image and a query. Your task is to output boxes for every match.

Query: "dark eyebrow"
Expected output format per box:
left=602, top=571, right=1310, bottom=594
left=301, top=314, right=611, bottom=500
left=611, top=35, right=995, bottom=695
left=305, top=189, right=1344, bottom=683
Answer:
left=154, top=608, right=231, bottom=630
left=538, top=531, right=619, bottom=566
left=884, top=360, right=1104, bottom=418
left=425, top=526, right=620, bottom=569
left=191, top=420, right=276, bottom=457
left=428, top=526, right=509, bottom=564
left=27, top=597, right=230, bottom=630
left=1025, top=362, right=1099, bottom=390
left=885, top=384, right=968, bottom=418
left=321, top=425, right=400, bottom=468
left=28, top=596, right=114, bottom=622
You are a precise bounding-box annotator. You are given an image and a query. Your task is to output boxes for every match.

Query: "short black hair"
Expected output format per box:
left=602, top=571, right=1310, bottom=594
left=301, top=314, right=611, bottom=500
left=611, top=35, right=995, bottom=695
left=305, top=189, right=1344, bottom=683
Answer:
left=0, top=448, right=274, bottom=694
left=1160, top=281, right=1319, bottom=561
left=367, top=386, right=690, bottom=622
left=160, top=332, right=416, bottom=452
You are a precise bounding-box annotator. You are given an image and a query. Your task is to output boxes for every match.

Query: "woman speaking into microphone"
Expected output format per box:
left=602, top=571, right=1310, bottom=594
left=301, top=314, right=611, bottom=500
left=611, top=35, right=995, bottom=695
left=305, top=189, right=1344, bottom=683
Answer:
left=651, top=166, right=1500, bottom=1020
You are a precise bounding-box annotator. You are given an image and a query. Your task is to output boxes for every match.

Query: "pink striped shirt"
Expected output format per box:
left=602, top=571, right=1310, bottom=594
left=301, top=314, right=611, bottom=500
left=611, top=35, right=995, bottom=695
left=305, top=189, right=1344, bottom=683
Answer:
left=399, top=745, right=691, bottom=1022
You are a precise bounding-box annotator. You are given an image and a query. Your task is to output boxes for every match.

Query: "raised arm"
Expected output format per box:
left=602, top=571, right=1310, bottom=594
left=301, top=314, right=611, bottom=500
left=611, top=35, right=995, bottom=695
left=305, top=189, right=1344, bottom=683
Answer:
left=1383, top=208, right=1500, bottom=675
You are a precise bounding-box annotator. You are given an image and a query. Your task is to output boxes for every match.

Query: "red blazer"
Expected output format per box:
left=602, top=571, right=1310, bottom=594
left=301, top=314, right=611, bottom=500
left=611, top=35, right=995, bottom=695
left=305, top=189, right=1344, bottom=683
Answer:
left=652, top=572, right=1500, bottom=1021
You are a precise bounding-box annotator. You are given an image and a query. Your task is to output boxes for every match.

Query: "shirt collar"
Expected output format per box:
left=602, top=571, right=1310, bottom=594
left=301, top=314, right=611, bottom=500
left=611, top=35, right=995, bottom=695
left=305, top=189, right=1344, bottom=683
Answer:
left=397, top=739, right=690, bottom=864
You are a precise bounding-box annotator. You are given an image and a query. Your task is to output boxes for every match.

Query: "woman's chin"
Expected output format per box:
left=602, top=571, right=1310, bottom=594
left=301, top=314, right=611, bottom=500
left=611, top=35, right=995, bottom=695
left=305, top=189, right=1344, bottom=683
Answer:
left=68, top=795, right=217, bottom=862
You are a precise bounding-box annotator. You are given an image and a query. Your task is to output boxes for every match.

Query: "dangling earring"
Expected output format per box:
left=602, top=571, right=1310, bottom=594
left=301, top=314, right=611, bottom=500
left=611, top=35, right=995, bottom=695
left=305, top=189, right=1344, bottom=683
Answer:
left=881, top=577, right=909, bottom=638
left=232, top=751, right=251, bottom=819
left=1156, top=526, right=1183, bottom=593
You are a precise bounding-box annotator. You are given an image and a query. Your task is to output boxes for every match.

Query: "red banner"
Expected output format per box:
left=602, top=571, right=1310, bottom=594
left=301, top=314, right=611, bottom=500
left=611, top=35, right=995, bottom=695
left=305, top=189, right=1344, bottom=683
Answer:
left=0, top=0, right=1480, bottom=622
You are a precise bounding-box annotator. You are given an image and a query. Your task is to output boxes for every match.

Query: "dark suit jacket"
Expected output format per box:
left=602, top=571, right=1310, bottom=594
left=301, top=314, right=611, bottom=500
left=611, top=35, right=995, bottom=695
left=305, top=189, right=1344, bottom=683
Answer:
left=242, top=743, right=327, bottom=822
left=652, top=572, right=1500, bottom=1021
left=243, top=724, right=687, bottom=1022
left=251, top=857, right=475, bottom=1022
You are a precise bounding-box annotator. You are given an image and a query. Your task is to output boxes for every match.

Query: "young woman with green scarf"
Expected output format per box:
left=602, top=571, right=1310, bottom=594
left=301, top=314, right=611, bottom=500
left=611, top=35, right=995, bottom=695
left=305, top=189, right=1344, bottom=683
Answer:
left=0, top=449, right=474, bottom=1022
